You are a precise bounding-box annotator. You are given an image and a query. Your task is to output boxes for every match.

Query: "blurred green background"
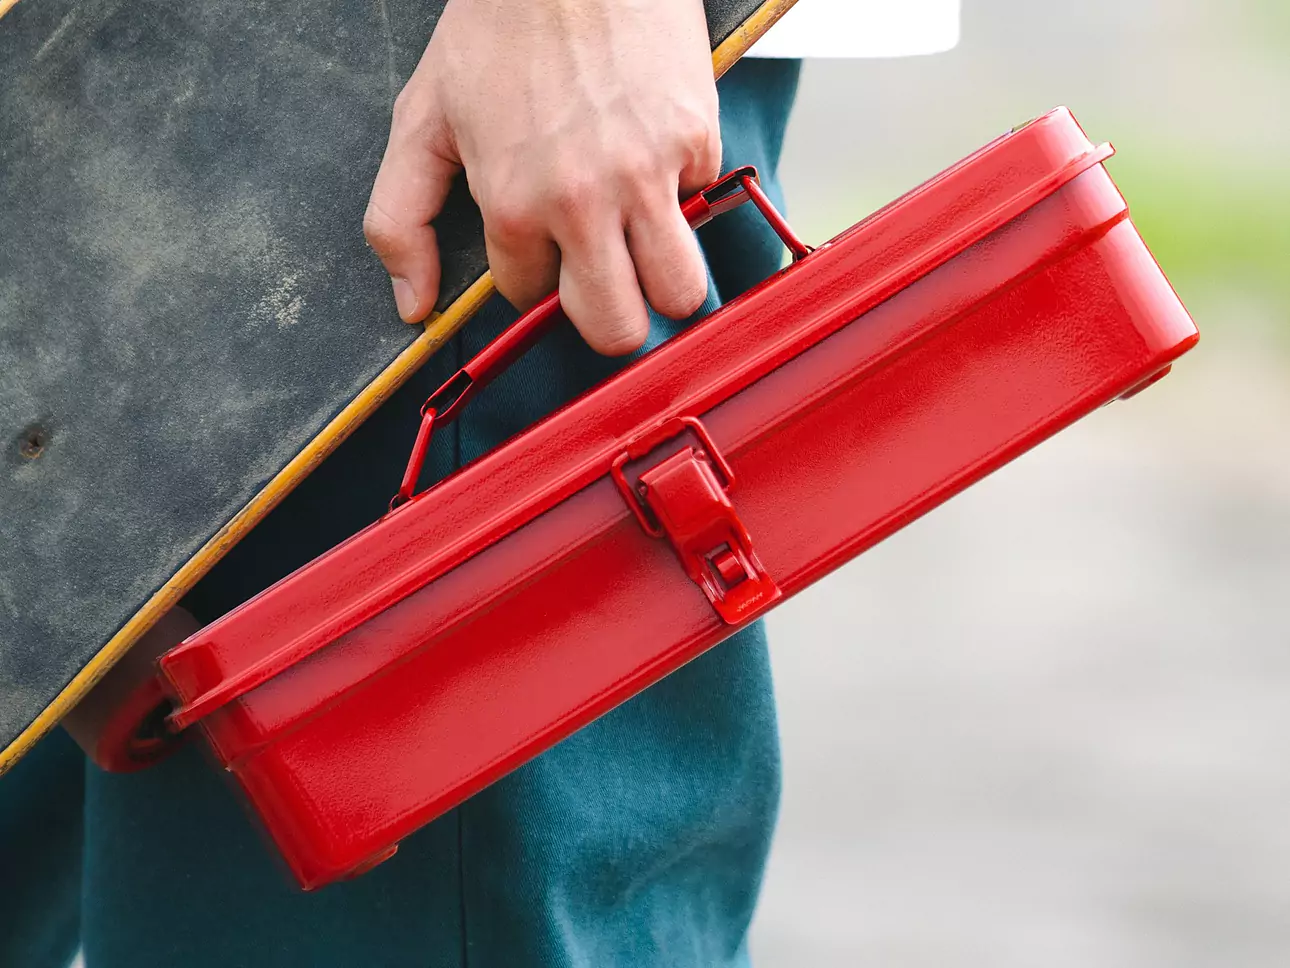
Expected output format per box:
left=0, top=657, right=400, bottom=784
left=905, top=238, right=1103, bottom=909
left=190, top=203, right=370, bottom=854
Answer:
left=782, top=0, right=1290, bottom=332
left=752, top=1, right=1290, bottom=965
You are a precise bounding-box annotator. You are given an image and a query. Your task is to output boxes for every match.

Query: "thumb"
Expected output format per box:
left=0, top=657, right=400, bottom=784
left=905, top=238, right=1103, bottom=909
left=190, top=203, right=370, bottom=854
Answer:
left=364, top=102, right=459, bottom=323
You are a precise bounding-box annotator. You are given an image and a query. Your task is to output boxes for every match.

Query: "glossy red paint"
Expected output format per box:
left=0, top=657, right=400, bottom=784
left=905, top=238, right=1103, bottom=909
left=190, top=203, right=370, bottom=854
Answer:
left=157, top=108, right=1198, bottom=889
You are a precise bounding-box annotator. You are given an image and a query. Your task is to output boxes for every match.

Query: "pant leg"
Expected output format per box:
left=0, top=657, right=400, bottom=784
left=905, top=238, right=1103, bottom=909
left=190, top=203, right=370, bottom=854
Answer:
left=79, top=57, right=800, bottom=968
left=0, top=729, right=83, bottom=968
left=77, top=334, right=468, bottom=967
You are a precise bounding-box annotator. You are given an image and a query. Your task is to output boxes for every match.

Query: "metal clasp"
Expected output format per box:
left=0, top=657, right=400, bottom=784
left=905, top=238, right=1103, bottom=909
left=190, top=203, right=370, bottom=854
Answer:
left=612, top=418, right=781, bottom=624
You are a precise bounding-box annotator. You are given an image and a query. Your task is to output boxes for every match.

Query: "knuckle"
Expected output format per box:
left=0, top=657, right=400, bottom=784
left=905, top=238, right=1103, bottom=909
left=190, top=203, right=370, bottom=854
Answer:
left=547, top=168, right=599, bottom=224
left=484, top=197, right=542, bottom=245
left=651, top=269, right=707, bottom=319
left=362, top=203, right=400, bottom=253
left=694, top=135, right=722, bottom=181
left=390, top=86, right=421, bottom=130
left=595, top=317, right=649, bottom=356
left=620, top=157, right=669, bottom=199
left=678, top=107, right=718, bottom=153
left=390, top=79, right=444, bottom=142
left=678, top=110, right=722, bottom=182
left=672, top=278, right=708, bottom=316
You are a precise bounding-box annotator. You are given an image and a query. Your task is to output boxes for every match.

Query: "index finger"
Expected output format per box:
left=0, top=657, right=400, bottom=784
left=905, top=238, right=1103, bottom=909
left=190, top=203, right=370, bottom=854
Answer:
left=363, top=114, right=459, bottom=322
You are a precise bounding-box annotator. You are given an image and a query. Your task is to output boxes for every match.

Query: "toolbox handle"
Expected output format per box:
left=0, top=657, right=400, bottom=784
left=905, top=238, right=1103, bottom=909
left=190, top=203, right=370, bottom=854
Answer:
left=390, top=166, right=812, bottom=510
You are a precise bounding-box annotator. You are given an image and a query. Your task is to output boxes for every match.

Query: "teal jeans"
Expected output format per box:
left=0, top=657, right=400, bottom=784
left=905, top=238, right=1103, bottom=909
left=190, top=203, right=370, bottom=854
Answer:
left=0, top=59, right=800, bottom=968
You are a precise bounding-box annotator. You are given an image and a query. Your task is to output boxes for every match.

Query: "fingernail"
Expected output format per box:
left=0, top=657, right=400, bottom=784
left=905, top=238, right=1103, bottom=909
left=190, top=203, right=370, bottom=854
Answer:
left=391, top=277, right=418, bottom=320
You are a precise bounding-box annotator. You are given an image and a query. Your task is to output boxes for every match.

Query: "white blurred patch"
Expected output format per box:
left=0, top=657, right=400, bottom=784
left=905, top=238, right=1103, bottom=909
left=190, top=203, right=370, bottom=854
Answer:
left=746, top=0, right=961, bottom=59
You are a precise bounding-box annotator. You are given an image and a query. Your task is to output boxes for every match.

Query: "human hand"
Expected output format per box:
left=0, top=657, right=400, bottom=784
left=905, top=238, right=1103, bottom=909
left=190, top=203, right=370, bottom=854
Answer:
left=363, top=0, right=720, bottom=355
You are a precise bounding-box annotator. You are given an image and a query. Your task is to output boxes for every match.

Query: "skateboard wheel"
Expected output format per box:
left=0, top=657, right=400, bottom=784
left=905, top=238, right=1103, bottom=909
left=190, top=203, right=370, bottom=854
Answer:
left=62, top=607, right=201, bottom=772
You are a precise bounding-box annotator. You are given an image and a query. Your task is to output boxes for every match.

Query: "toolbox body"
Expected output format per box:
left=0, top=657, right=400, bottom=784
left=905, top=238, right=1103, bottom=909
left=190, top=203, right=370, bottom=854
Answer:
left=157, top=108, right=1198, bottom=889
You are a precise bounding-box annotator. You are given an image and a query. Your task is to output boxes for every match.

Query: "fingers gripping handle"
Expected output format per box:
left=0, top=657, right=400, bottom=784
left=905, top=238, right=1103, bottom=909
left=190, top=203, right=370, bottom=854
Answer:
left=390, top=166, right=811, bottom=510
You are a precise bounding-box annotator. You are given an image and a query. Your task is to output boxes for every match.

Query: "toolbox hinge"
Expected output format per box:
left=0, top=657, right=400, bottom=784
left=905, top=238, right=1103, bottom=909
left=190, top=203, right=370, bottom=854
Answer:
left=614, top=420, right=781, bottom=624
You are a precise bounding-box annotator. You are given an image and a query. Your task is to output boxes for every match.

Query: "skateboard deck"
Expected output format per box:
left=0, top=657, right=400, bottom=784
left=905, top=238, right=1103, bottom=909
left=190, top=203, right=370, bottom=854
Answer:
left=0, top=0, right=799, bottom=771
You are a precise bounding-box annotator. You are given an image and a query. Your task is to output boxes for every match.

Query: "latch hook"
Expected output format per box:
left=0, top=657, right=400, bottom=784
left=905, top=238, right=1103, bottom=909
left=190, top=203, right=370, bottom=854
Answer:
left=612, top=418, right=781, bottom=624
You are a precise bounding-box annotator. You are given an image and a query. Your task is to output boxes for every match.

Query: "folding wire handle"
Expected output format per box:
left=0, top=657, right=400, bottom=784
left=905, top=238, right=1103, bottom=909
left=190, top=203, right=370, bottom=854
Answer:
left=390, top=166, right=812, bottom=510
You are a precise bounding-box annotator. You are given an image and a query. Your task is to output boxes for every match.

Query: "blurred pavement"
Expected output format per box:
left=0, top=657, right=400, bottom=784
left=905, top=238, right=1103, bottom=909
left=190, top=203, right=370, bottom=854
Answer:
left=750, top=1, right=1290, bottom=965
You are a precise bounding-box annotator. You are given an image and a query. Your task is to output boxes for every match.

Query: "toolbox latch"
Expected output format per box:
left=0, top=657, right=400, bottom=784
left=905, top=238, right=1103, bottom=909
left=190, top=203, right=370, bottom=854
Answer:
left=614, top=420, right=781, bottom=624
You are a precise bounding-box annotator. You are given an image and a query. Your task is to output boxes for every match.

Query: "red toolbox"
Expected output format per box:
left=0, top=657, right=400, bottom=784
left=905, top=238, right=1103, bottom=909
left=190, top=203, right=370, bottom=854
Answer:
left=154, top=107, right=1197, bottom=888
